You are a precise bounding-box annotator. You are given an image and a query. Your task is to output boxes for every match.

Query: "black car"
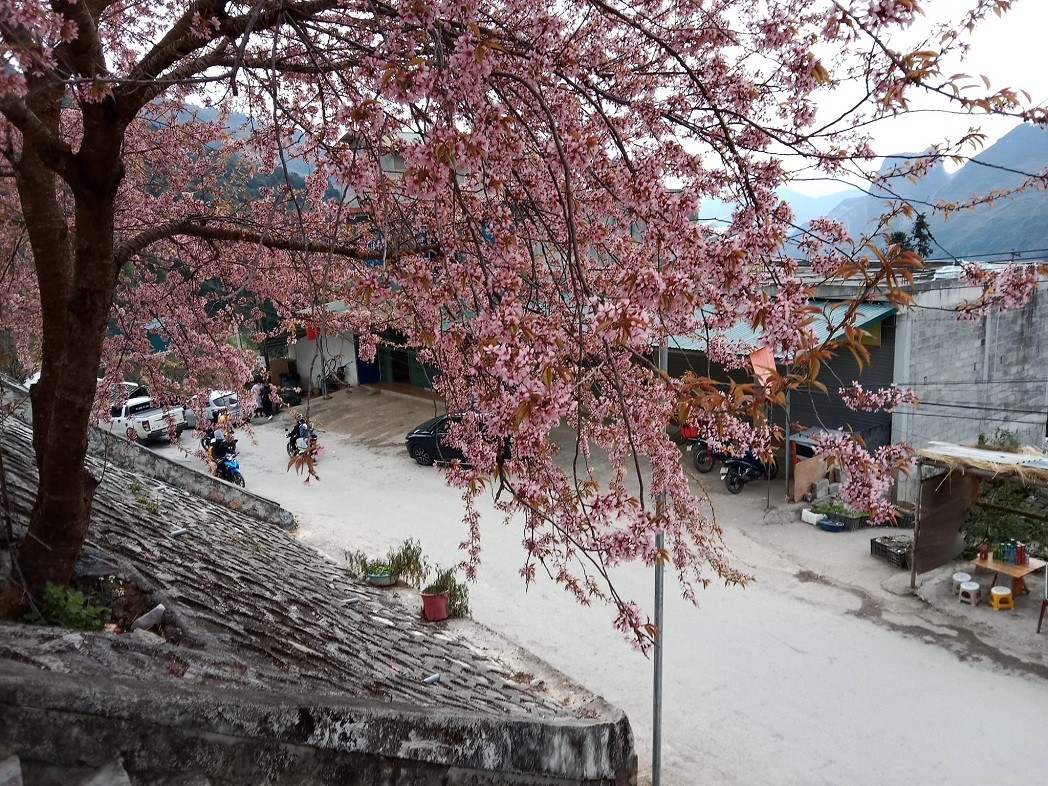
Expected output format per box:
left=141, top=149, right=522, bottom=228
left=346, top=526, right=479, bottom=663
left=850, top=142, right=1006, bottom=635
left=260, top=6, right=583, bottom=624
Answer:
left=405, top=414, right=511, bottom=467
left=405, top=414, right=464, bottom=466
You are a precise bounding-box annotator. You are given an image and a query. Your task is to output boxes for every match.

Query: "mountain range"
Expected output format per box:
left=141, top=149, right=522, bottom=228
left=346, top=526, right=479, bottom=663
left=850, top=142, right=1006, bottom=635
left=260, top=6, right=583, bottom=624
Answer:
left=797, top=123, right=1048, bottom=262
left=187, top=105, right=1046, bottom=262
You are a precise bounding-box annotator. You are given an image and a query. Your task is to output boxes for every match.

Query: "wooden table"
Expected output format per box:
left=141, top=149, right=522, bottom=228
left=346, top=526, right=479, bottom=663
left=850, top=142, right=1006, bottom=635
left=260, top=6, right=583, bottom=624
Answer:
left=969, top=555, right=1047, bottom=597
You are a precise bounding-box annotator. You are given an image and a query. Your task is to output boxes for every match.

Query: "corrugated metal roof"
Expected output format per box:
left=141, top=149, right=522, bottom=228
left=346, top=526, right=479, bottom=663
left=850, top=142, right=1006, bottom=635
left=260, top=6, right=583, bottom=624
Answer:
left=670, top=301, right=895, bottom=354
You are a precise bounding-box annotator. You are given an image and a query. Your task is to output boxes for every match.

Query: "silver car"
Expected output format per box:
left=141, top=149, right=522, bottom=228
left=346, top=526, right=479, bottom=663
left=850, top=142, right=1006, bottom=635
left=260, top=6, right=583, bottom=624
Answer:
left=203, top=390, right=240, bottom=423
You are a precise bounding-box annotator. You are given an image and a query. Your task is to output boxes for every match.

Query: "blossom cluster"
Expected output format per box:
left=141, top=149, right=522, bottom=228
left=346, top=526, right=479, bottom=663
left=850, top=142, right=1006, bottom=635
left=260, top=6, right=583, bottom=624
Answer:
left=958, top=262, right=1047, bottom=318
left=841, top=383, right=919, bottom=413
left=813, top=432, right=913, bottom=523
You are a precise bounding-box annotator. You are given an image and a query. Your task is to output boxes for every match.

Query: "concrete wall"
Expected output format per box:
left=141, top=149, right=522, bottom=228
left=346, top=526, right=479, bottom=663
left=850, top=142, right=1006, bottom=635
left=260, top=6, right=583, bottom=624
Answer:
left=892, top=284, right=1048, bottom=499
left=892, top=285, right=1048, bottom=447
left=85, top=427, right=296, bottom=531
left=293, top=332, right=359, bottom=391
left=1, top=667, right=637, bottom=785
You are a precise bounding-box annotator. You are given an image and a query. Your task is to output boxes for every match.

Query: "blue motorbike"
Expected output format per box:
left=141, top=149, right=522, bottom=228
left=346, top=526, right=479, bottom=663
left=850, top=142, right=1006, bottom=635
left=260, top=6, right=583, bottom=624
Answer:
left=721, top=452, right=778, bottom=494
left=216, top=452, right=245, bottom=487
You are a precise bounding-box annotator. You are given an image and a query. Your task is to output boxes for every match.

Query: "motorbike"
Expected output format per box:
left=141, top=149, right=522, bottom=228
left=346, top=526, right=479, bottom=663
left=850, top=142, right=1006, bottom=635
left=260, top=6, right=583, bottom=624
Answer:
left=687, top=438, right=732, bottom=474
left=680, top=425, right=729, bottom=474
left=286, top=424, right=322, bottom=462
left=201, top=426, right=236, bottom=453
left=215, top=452, right=245, bottom=487
left=721, top=452, right=778, bottom=494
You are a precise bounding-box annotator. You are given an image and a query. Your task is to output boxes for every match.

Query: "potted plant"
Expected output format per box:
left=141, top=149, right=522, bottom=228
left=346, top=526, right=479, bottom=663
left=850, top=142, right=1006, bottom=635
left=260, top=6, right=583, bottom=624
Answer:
left=420, top=566, right=470, bottom=622
left=345, top=551, right=398, bottom=587
left=344, top=539, right=430, bottom=589
left=365, top=561, right=396, bottom=587
left=809, top=498, right=869, bottom=531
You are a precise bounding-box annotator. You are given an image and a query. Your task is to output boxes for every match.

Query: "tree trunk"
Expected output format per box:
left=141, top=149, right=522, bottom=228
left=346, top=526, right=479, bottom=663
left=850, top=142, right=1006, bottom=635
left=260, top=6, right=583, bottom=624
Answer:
left=0, top=91, right=124, bottom=620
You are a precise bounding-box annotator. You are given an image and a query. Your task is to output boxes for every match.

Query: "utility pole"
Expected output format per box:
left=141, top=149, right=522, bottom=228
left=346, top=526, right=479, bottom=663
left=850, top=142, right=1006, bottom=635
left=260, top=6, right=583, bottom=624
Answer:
left=653, top=340, right=667, bottom=786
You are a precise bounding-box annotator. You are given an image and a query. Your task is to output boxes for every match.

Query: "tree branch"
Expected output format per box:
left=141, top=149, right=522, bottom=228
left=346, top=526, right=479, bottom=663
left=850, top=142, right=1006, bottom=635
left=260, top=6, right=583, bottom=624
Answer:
left=118, top=0, right=343, bottom=116
left=50, top=0, right=106, bottom=82
left=0, top=95, right=74, bottom=174
left=113, top=216, right=378, bottom=265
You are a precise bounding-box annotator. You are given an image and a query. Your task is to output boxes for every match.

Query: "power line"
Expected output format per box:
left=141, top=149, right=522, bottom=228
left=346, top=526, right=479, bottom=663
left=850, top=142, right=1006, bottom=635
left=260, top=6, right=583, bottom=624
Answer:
left=896, top=401, right=1047, bottom=416
left=889, top=378, right=1048, bottom=387
left=924, top=247, right=1048, bottom=261
left=871, top=409, right=1039, bottom=425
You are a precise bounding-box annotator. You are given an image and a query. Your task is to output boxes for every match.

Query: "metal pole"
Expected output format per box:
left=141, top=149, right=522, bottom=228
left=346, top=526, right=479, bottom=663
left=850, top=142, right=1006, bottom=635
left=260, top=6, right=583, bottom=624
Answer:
left=653, top=529, right=664, bottom=786
left=765, top=402, right=772, bottom=512
left=653, top=341, right=668, bottom=786
left=784, top=390, right=792, bottom=502
left=910, top=462, right=923, bottom=590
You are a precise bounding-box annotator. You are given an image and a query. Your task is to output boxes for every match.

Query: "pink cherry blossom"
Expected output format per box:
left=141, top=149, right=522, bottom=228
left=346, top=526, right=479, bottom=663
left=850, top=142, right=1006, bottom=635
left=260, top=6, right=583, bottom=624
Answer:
left=1, top=0, right=1044, bottom=639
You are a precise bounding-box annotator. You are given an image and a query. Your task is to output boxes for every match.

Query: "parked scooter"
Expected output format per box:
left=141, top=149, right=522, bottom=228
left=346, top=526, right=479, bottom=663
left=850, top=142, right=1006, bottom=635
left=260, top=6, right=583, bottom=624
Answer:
left=721, top=452, right=778, bottom=494
left=690, top=438, right=733, bottom=473
left=680, top=425, right=728, bottom=473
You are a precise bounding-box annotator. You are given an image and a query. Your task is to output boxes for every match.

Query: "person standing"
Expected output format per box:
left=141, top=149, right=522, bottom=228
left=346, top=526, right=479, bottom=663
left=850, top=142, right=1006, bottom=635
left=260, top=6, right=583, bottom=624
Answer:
left=249, top=380, right=263, bottom=420
left=259, top=380, right=273, bottom=419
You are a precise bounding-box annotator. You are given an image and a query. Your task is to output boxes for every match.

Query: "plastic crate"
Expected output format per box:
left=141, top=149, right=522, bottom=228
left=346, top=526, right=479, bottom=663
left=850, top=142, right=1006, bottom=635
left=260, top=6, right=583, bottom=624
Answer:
left=837, top=513, right=870, bottom=531
left=871, top=536, right=910, bottom=569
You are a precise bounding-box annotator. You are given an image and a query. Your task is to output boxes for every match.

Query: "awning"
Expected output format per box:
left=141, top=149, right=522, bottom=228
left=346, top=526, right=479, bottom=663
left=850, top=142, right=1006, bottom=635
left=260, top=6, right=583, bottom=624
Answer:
left=669, top=300, right=895, bottom=354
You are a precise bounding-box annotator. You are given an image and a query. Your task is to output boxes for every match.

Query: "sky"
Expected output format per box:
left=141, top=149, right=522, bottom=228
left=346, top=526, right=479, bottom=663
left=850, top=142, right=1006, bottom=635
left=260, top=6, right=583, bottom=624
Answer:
left=791, top=0, right=1047, bottom=196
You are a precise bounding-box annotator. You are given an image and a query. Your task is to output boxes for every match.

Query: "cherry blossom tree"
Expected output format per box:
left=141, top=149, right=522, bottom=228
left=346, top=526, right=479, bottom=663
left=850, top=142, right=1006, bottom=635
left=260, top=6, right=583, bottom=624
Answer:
left=0, top=0, right=1043, bottom=640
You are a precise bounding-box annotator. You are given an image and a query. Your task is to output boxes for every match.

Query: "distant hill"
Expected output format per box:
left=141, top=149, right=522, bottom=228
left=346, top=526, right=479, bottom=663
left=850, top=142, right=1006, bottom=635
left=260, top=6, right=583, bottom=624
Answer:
left=822, top=124, right=1048, bottom=261
left=697, top=187, right=854, bottom=228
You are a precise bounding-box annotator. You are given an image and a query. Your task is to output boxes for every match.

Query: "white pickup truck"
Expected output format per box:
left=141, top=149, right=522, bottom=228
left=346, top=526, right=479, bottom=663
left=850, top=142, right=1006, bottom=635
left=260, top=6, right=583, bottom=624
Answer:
left=107, top=395, right=188, bottom=443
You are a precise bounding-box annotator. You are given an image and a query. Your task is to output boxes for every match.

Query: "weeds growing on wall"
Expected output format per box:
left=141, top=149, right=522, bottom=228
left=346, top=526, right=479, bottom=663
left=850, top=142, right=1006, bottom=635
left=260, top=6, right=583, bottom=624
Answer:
left=22, top=582, right=111, bottom=630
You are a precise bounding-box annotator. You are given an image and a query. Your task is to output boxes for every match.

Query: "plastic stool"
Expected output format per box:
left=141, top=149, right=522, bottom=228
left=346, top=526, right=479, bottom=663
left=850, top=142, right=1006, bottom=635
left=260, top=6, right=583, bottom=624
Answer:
left=989, top=586, right=1015, bottom=611
left=952, top=572, right=972, bottom=594
left=958, top=581, right=981, bottom=607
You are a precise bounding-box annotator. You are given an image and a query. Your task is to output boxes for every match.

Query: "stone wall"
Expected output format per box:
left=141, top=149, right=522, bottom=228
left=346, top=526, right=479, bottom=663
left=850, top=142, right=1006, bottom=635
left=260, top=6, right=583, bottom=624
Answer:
left=0, top=376, right=294, bottom=531
left=85, top=426, right=297, bottom=531
left=0, top=414, right=637, bottom=785
left=2, top=667, right=635, bottom=785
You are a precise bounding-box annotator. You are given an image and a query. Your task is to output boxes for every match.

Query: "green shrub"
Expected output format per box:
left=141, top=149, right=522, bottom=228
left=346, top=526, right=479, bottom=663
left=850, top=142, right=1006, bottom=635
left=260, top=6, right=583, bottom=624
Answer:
left=810, top=498, right=866, bottom=517
left=962, top=480, right=1048, bottom=558
left=422, top=566, right=470, bottom=619
left=22, top=582, right=110, bottom=631
left=386, top=539, right=429, bottom=588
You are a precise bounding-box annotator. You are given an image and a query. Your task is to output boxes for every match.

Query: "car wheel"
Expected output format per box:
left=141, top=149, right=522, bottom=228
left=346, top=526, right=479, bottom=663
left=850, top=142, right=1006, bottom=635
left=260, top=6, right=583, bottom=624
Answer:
left=693, top=448, right=715, bottom=473
left=725, top=467, right=745, bottom=494
left=232, top=472, right=245, bottom=487
left=411, top=444, right=434, bottom=466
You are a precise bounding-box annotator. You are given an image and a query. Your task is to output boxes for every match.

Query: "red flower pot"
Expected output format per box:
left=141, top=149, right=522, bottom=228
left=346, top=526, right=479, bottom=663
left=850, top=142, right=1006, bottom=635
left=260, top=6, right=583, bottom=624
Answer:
left=421, top=590, right=450, bottom=622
